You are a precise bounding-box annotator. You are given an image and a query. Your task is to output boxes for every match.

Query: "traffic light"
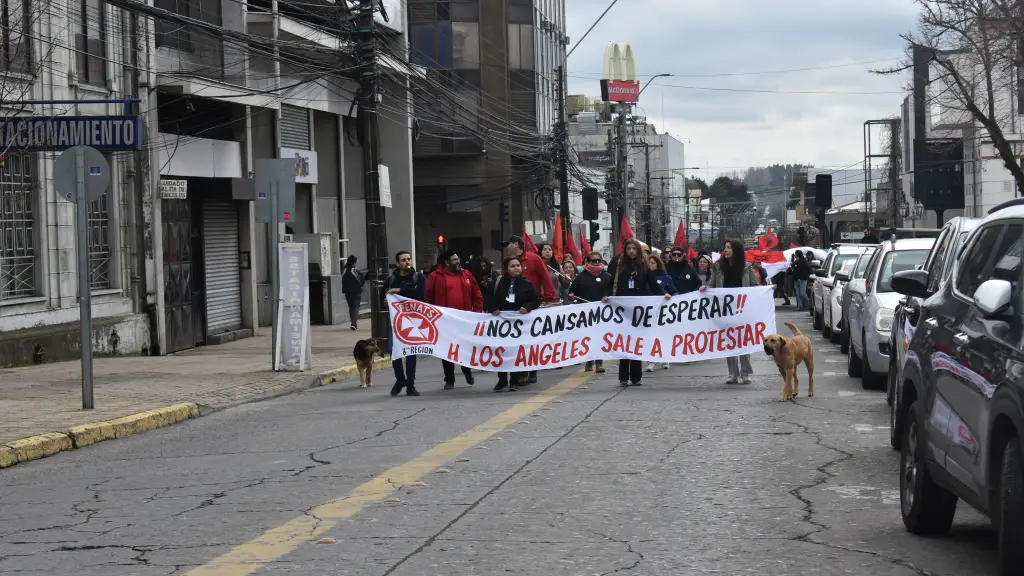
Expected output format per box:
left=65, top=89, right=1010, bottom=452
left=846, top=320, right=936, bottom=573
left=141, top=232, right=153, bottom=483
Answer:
left=436, top=234, right=445, bottom=247
left=581, top=187, right=599, bottom=220
left=499, top=201, right=509, bottom=223
left=589, top=222, right=600, bottom=246
left=815, top=174, right=832, bottom=210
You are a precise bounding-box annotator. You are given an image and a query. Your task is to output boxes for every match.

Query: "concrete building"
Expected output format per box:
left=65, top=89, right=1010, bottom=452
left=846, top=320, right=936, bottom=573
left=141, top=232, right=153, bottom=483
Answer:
left=0, top=0, right=416, bottom=366
left=407, top=0, right=566, bottom=264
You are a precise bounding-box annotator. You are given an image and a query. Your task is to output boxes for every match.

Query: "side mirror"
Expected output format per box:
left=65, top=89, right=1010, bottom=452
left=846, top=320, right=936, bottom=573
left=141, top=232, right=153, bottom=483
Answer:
left=834, top=271, right=851, bottom=282
left=891, top=269, right=932, bottom=299
left=814, top=269, right=826, bottom=277
left=975, top=279, right=1013, bottom=317
left=809, top=261, right=821, bottom=270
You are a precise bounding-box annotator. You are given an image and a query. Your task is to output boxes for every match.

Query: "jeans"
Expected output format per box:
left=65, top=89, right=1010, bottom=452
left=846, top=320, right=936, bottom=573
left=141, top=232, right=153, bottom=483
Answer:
left=345, top=292, right=361, bottom=326
left=442, top=360, right=473, bottom=383
left=618, top=359, right=643, bottom=384
left=726, top=355, right=753, bottom=379
left=794, top=279, right=809, bottom=310
left=392, top=355, right=417, bottom=385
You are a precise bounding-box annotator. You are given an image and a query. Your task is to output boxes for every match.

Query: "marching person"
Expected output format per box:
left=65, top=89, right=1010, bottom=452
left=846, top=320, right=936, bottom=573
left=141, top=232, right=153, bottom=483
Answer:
left=665, top=246, right=703, bottom=295
left=695, top=254, right=713, bottom=286
left=700, top=239, right=758, bottom=385
left=645, top=253, right=677, bottom=372
left=426, top=250, right=483, bottom=389
left=568, top=250, right=612, bottom=373
left=467, top=256, right=501, bottom=312
left=791, top=250, right=813, bottom=311
left=559, top=256, right=577, bottom=303
left=385, top=250, right=426, bottom=397
left=503, top=236, right=557, bottom=385
left=489, top=256, right=541, bottom=392
left=611, top=238, right=671, bottom=387
left=341, top=254, right=366, bottom=330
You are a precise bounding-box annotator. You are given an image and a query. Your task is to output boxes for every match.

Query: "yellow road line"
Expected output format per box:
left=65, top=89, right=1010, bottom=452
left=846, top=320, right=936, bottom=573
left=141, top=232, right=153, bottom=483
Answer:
left=184, top=369, right=593, bottom=576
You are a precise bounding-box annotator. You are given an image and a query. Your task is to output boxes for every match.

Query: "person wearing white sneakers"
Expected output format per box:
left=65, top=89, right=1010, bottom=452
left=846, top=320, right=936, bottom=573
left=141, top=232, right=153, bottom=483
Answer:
left=699, top=239, right=758, bottom=385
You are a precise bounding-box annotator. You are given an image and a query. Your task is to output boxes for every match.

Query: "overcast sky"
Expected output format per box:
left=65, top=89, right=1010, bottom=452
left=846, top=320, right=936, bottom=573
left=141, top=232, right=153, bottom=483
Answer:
left=564, top=0, right=920, bottom=181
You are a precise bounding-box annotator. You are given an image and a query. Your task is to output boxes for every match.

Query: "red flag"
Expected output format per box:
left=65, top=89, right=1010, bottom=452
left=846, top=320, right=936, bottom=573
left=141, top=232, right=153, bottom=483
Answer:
left=746, top=249, right=788, bottom=264
left=565, top=224, right=583, bottom=263
left=790, top=242, right=798, bottom=249
left=757, top=224, right=780, bottom=251
left=672, top=221, right=687, bottom=248
left=522, top=227, right=538, bottom=253
left=616, top=213, right=635, bottom=254
left=687, top=246, right=698, bottom=260
left=580, top=224, right=592, bottom=255
left=552, top=218, right=565, bottom=262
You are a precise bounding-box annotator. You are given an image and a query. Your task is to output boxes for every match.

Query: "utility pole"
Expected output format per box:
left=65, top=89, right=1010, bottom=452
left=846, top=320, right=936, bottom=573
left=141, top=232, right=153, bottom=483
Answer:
left=612, top=103, right=628, bottom=250
left=557, top=65, right=570, bottom=251
left=629, top=141, right=662, bottom=243
left=356, top=0, right=389, bottom=341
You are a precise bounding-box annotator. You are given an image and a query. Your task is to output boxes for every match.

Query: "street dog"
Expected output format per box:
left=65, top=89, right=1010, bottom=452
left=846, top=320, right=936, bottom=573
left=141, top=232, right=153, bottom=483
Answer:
left=353, top=338, right=384, bottom=388
left=763, top=321, right=815, bottom=402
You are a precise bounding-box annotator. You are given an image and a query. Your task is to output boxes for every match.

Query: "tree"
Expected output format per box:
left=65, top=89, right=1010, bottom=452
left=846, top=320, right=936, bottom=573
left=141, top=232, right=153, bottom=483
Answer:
left=878, top=0, right=1024, bottom=195
left=685, top=177, right=708, bottom=196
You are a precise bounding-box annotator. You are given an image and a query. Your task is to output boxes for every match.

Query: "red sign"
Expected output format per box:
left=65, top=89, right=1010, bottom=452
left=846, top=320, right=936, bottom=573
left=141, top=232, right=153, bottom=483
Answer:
left=391, top=299, right=442, bottom=346
left=601, top=79, right=641, bottom=103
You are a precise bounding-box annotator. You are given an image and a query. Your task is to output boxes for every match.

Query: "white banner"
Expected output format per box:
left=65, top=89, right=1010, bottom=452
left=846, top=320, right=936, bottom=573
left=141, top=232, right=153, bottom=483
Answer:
left=388, top=287, right=776, bottom=372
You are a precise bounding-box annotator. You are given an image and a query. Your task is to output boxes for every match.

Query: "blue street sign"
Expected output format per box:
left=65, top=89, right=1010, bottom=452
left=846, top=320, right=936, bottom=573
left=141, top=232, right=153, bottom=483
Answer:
left=0, top=115, right=143, bottom=151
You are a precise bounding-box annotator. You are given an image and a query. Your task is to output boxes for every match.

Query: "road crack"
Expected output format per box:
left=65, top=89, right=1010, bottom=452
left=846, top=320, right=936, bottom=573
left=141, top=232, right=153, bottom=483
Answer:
left=291, top=408, right=427, bottom=476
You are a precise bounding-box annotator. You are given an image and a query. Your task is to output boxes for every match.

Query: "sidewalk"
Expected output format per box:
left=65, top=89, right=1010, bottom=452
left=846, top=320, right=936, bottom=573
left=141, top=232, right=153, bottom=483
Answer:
left=0, top=323, right=383, bottom=446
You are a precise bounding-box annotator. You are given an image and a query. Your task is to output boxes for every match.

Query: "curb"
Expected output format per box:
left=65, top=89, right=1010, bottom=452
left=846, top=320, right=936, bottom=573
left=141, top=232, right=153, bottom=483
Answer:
left=0, top=358, right=388, bottom=470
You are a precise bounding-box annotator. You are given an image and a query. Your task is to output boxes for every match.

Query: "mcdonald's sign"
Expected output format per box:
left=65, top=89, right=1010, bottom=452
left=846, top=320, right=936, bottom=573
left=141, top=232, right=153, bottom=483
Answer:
left=600, top=79, right=640, bottom=103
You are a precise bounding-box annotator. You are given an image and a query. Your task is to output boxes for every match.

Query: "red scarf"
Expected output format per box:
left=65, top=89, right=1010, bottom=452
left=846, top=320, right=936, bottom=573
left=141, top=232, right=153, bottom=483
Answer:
left=584, top=263, right=605, bottom=276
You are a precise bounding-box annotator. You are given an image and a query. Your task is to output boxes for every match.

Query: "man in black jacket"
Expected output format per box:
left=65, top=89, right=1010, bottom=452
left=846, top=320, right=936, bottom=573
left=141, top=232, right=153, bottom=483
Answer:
left=665, top=247, right=703, bottom=294
left=385, top=251, right=426, bottom=397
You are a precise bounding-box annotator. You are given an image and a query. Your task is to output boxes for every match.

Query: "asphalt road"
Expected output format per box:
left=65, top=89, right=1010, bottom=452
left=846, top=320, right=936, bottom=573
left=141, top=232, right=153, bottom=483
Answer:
left=0, top=308, right=999, bottom=575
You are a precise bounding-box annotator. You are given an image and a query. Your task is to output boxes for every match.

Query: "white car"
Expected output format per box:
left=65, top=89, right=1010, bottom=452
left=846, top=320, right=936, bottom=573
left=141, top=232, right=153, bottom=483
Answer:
left=837, top=248, right=878, bottom=353
left=812, top=244, right=874, bottom=332
left=847, top=237, right=935, bottom=390
left=824, top=259, right=856, bottom=344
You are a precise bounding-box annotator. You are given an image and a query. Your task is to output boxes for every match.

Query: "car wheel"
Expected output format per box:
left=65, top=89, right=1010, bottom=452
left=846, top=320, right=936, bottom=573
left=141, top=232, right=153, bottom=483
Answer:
left=830, top=318, right=841, bottom=344
left=861, top=333, right=885, bottom=390
left=998, top=438, right=1024, bottom=576
left=840, top=318, right=850, bottom=354
left=901, top=400, right=957, bottom=534
left=848, top=336, right=863, bottom=377
left=823, top=317, right=832, bottom=338
left=813, top=309, right=822, bottom=330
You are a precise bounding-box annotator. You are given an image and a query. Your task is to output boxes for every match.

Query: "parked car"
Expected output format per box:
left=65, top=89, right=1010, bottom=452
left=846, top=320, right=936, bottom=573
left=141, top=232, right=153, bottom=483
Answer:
left=812, top=244, right=874, bottom=331
left=847, top=238, right=933, bottom=390
left=825, top=258, right=858, bottom=344
left=888, top=203, right=1024, bottom=574
left=887, top=217, right=979, bottom=439
left=837, top=247, right=878, bottom=354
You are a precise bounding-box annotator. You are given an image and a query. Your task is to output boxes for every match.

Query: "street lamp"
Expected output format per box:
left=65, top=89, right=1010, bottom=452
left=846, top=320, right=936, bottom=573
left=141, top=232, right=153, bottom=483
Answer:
left=639, top=73, right=672, bottom=95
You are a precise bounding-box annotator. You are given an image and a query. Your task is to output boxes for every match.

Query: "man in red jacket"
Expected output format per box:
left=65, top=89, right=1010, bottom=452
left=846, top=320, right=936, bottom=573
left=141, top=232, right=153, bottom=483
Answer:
left=426, top=250, right=483, bottom=389
left=502, top=235, right=557, bottom=385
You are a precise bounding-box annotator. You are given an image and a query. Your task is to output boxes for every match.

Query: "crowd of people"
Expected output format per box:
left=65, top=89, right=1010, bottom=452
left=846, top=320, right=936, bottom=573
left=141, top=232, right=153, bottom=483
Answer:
left=370, top=235, right=813, bottom=397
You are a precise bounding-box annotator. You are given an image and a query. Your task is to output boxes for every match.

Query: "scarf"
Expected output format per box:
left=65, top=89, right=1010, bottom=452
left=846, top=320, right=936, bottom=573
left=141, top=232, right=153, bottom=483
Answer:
left=584, top=263, right=605, bottom=276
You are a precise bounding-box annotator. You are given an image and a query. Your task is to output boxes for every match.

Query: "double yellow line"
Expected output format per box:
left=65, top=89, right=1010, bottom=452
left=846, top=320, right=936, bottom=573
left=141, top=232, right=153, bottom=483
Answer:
left=185, top=370, right=592, bottom=576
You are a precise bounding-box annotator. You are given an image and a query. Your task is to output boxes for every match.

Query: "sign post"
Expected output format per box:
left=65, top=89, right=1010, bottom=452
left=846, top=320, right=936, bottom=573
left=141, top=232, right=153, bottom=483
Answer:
left=254, top=158, right=298, bottom=369
left=54, top=145, right=111, bottom=410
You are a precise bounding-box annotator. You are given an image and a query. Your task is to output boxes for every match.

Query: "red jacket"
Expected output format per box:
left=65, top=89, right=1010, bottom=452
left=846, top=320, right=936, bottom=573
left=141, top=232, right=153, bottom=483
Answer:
left=521, top=250, right=558, bottom=303
left=426, top=267, right=483, bottom=312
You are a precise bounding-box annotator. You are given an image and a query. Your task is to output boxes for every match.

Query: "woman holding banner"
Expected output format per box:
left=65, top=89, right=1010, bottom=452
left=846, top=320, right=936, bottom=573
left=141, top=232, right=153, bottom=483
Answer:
left=645, top=253, right=677, bottom=373
left=700, top=239, right=759, bottom=385
left=611, top=238, right=671, bottom=387
left=490, top=256, right=541, bottom=392
left=568, top=251, right=612, bottom=374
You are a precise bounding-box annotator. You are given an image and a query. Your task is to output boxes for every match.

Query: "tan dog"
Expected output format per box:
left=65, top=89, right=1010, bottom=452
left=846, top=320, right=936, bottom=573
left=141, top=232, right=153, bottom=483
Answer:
left=763, top=321, right=815, bottom=402
left=353, top=338, right=384, bottom=388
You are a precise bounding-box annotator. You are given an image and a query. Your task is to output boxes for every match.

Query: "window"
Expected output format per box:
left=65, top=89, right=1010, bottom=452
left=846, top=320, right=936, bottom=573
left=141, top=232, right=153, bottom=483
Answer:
left=830, top=254, right=857, bottom=276
left=853, top=248, right=876, bottom=279
left=155, top=0, right=189, bottom=50
left=956, top=225, right=1007, bottom=298
left=88, top=194, right=112, bottom=289
left=155, top=0, right=222, bottom=53
left=0, top=0, right=30, bottom=72
left=924, top=229, right=951, bottom=293
left=0, top=152, right=34, bottom=300
left=435, top=0, right=449, bottom=21
left=450, top=0, right=477, bottom=21
left=508, top=0, right=531, bottom=24
left=878, top=250, right=930, bottom=293
left=76, top=0, right=106, bottom=86
left=508, top=24, right=533, bottom=69
left=451, top=22, right=478, bottom=69
left=411, top=22, right=452, bottom=68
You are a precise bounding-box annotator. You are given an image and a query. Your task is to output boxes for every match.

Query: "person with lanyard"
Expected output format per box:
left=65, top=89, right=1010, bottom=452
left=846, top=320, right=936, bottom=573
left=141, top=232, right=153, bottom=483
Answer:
left=567, top=250, right=612, bottom=373
left=610, top=238, right=671, bottom=387
left=384, top=250, right=426, bottom=397
left=700, top=238, right=759, bottom=385
left=489, top=256, right=541, bottom=392
left=645, top=253, right=677, bottom=372
left=502, top=236, right=557, bottom=385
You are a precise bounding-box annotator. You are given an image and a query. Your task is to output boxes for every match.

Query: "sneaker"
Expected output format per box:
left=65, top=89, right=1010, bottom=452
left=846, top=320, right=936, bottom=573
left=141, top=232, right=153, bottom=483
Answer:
left=527, top=376, right=538, bottom=384
left=493, top=380, right=507, bottom=392
left=443, top=382, right=455, bottom=390
left=390, top=381, right=406, bottom=397
left=725, top=377, right=738, bottom=385
left=662, top=363, right=670, bottom=370
left=740, top=376, right=752, bottom=385
left=632, top=381, right=643, bottom=387
left=465, top=375, right=475, bottom=385
left=508, top=384, right=518, bottom=392
left=406, top=385, right=420, bottom=397
left=585, top=364, right=594, bottom=372
left=619, top=381, right=629, bottom=387
left=350, top=324, right=357, bottom=331
left=645, top=364, right=654, bottom=373
left=596, top=365, right=606, bottom=374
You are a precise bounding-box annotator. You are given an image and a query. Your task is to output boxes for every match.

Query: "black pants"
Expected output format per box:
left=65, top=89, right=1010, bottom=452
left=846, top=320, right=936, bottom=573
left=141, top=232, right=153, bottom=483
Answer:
left=442, top=360, right=473, bottom=383
left=392, top=356, right=417, bottom=385
left=345, top=292, right=361, bottom=325
left=618, top=359, right=642, bottom=384
left=497, top=372, right=520, bottom=386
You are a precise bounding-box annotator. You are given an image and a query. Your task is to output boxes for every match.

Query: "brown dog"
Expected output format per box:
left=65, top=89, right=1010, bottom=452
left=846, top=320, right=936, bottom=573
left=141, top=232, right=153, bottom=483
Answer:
left=353, top=338, right=385, bottom=388
left=763, top=321, right=815, bottom=402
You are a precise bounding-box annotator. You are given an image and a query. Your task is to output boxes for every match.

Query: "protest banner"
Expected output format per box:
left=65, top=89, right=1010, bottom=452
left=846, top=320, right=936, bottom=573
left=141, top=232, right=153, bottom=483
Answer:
left=388, top=287, right=776, bottom=372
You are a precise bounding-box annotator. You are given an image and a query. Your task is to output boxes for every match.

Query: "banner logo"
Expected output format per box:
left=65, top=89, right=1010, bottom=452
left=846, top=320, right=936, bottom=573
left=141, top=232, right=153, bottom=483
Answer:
left=391, top=300, right=442, bottom=345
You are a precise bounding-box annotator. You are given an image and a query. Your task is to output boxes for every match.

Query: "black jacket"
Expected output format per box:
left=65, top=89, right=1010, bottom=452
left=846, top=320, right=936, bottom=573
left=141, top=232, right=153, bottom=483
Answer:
left=490, top=276, right=541, bottom=312
left=860, top=234, right=879, bottom=244
left=385, top=269, right=426, bottom=301
left=791, top=259, right=812, bottom=281
left=610, top=260, right=664, bottom=296
left=342, top=266, right=366, bottom=294
left=568, top=269, right=612, bottom=303
left=475, top=269, right=502, bottom=311
left=665, top=261, right=702, bottom=294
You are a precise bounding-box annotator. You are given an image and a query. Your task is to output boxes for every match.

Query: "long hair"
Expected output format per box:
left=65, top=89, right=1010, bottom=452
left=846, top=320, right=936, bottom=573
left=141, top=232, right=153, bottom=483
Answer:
left=718, top=238, right=746, bottom=276
left=647, top=253, right=667, bottom=274
left=537, top=243, right=558, bottom=268
left=617, top=238, right=646, bottom=273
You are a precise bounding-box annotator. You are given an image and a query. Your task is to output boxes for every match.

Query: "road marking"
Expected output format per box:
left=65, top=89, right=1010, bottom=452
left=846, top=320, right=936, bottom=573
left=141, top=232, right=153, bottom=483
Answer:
left=853, top=424, right=887, bottom=433
left=183, top=369, right=593, bottom=576
left=827, top=485, right=900, bottom=505
left=823, top=372, right=838, bottom=376
left=837, top=390, right=856, bottom=397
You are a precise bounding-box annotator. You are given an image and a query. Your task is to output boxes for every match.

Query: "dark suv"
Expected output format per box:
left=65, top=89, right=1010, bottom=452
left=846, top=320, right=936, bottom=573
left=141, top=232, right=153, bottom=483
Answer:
left=890, top=205, right=1024, bottom=575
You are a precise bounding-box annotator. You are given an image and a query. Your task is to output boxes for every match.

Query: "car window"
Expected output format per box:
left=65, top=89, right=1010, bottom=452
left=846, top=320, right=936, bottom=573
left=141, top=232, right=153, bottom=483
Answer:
left=831, top=254, right=858, bottom=276
left=990, top=225, right=1022, bottom=287
left=853, top=249, right=876, bottom=279
left=878, top=250, right=931, bottom=293
left=864, top=248, right=884, bottom=290
left=924, top=229, right=952, bottom=292
left=821, top=253, right=834, bottom=273
left=955, top=225, right=1005, bottom=298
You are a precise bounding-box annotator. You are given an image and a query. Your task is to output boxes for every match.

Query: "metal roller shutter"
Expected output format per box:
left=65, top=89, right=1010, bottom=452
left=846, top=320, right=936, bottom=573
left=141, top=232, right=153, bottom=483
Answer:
left=280, top=104, right=310, bottom=150
left=203, top=201, right=242, bottom=336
